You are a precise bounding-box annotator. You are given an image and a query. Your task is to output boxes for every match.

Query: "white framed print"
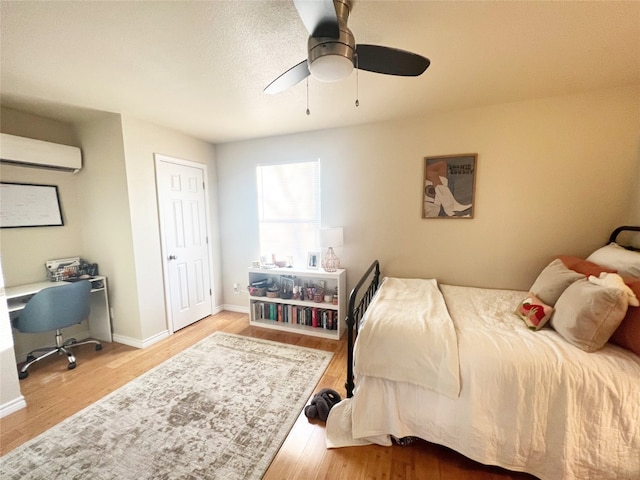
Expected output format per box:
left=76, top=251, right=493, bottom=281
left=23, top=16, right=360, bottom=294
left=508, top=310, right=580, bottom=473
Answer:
left=307, top=251, right=320, bottom=269
left=423, top=153, right=477, bottom=219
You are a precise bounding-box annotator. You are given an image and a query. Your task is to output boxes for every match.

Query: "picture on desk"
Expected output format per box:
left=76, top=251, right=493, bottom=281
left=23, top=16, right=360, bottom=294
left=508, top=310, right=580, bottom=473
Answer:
left=87, top=263, right=99, bottom=276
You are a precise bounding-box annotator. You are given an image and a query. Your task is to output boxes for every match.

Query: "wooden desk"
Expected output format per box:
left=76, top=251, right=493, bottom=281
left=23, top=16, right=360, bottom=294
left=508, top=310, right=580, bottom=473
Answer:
left=6, top=276, right=112, bottom=342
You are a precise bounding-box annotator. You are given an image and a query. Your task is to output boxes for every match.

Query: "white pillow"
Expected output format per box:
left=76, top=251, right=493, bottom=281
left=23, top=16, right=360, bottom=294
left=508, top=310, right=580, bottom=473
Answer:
left=586, top=243, right=640, bottom=277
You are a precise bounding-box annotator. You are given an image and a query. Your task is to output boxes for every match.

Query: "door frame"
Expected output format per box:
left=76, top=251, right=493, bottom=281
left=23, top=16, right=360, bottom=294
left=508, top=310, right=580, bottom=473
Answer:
left=154, top=153, right=216, bottom=335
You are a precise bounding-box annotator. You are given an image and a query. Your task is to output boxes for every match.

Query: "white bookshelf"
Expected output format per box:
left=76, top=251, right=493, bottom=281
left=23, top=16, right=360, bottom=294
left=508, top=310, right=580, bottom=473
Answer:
left=248, top=266, right=346, bottom=340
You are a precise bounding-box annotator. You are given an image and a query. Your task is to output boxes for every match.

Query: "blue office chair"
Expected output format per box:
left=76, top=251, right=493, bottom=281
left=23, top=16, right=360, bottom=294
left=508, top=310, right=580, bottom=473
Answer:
left=12, top=280, right=103, bottom=379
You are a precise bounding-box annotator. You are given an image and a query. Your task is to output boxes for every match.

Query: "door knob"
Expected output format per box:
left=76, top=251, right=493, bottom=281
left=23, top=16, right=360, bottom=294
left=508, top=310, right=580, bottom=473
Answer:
left=168, top=255, right=177, bottom=260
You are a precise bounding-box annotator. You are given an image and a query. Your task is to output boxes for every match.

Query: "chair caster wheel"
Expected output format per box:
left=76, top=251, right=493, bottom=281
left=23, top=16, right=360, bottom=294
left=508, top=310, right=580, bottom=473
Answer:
left=18, top=370, right=28, bottom=379
left=95, top=344, right=103, bottom=351
left=68, top=362, right=76, bottom=370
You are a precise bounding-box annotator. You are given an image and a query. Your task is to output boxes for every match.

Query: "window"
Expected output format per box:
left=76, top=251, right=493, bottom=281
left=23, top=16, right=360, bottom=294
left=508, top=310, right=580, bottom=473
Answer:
left=256, top=160, right=320, bottom=267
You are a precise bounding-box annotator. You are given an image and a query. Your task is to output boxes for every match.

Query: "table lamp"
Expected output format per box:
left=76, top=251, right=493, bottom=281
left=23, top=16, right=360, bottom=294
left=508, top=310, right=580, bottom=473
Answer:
left=320, top=227, right=343, bottom=272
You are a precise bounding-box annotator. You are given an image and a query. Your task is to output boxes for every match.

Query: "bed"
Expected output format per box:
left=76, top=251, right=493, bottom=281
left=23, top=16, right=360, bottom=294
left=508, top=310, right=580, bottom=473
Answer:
left=326, top=226, right=640, bottom=480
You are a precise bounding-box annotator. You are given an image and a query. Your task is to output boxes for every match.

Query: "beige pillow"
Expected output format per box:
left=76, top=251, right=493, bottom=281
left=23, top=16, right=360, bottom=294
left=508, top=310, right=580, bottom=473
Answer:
left=530, top=259, right=585, bottom=306
left=551, top=279, right=628, bottom=352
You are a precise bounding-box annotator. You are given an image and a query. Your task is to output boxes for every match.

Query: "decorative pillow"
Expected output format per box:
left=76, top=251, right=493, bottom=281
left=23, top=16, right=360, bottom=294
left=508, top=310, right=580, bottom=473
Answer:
left=556, top=255, right=616, bottom=277
left=529, top=259, right=585, bottom=306
left=515, top=293, right=554, bottom=330
left=586, top=242, right=640, bottom=277
left=551, top=278, right=628, bottom=352
left=608, top=276, right=640, bottom=356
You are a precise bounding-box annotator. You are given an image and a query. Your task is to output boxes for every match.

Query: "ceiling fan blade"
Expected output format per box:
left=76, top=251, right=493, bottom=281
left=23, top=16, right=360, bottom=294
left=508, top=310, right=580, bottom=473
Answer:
left=355, top=44, right=430, bottom=77
left=264, top=60, right=311, bottom=94
left=294, top=0, right=340, bottom=38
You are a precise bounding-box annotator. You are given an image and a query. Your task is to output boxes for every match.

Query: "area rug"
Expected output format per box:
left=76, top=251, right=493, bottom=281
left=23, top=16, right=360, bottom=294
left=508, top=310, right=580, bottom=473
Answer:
left=0, top=332, right=333, bottom=480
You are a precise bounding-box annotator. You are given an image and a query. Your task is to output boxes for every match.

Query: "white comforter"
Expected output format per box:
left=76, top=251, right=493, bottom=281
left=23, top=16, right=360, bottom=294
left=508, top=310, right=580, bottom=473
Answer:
left=326, top=283, right=640, bottom=480
left=354, top=277, right=460, bottom=398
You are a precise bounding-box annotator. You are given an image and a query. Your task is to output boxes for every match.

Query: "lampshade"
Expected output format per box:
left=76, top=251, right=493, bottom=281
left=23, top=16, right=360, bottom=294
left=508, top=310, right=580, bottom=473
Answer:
left=320, top=228, right=344, bottom=248
left=309, top=54, right=354, bottom=82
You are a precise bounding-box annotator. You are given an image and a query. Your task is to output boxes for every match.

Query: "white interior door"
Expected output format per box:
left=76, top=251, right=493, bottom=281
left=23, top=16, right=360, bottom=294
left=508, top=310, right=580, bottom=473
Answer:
left=156, top=156, right=212, bottom=332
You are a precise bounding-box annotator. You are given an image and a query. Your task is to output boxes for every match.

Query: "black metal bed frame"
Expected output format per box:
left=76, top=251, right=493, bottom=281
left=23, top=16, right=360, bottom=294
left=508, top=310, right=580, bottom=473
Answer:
left=609, top=225, right=640, bottom=250
left=344, top=260, right=380, bottom=398
left=344, top=226, right=639, bottom=399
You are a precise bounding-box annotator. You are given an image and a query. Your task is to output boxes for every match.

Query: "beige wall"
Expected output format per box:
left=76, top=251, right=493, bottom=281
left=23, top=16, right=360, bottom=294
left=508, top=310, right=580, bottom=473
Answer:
left=0, top=111, right=221, bottom=348
left=0, top=108, right=84, bottom=285
left=120, top=116, right=221, bottom=341
left=0, top=165, right=85, bottom=284
left=0, top=107, right=80, bottom=146
left=0, top=109, right=220, bottom=413
left=74, top=114, right=140, bottom=341
left=0, top=112, right=139, bottom=355
left=0, top=109, right=92, bottom=414
left=0, top=109, right=91, bottom=362
left=216, top=85, right=640, bottom=309
left=630, top=144, right=640, bottom=234
left=0, top=263, right=24, bottom=416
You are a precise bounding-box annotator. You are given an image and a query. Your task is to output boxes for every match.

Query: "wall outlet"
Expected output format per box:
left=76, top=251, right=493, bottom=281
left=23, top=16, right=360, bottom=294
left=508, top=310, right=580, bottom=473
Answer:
left=233, top=282, right=240, bottom=294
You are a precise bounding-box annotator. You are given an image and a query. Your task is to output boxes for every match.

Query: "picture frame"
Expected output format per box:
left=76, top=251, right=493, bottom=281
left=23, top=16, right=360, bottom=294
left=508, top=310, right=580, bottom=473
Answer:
left=280, top=275, right=295, bottom=294
left=307, top=251, right=320, bottom=270
left=423, top=153, right=477, bottom=219
left=0, top=182, right=64, bottom=228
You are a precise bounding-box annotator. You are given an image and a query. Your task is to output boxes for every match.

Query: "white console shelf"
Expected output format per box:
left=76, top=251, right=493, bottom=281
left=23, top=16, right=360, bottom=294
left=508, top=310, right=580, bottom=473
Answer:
left=248, top=267, right=346, bottom=340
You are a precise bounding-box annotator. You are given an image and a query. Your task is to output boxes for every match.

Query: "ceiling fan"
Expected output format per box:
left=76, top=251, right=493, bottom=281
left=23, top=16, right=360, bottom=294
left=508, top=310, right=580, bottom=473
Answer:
left=264, top=0, right=430, bottom=94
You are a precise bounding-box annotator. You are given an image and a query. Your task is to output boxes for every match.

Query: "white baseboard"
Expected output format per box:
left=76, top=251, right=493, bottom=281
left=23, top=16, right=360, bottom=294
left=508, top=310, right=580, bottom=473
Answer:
left=110, top=305, right=244, bottom=349
left=0, top=395, right=26, bottom=418
left=112, top=329, right=170, bottom=349
left=141, top=330, right=170, bottom=348
left=223, top=305, right=249, bottom=314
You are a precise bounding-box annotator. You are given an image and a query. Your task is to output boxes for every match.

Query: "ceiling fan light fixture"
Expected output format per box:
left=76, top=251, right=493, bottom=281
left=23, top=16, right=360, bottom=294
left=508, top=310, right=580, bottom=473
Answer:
left=307, top=25, right=355, bottom=83
left=264, top=0, right=429, bottom=94
left=309, top=54, right=353, bottom=82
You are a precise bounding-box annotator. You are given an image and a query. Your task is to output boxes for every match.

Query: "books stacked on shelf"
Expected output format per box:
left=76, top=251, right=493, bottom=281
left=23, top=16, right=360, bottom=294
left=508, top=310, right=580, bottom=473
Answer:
left=251, top=301, right=338, bottom=330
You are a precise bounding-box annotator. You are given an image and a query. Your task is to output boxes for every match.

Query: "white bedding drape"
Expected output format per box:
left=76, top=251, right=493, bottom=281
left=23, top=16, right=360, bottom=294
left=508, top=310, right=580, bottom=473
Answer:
left=327, top=283, right=640, bottom=480
left=354, top=277, right=460, bottom=398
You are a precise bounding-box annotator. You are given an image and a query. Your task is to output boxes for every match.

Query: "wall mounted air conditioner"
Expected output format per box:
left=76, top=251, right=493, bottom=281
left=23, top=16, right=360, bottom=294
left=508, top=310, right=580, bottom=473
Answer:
left=0, top=133, right=82, bottom=173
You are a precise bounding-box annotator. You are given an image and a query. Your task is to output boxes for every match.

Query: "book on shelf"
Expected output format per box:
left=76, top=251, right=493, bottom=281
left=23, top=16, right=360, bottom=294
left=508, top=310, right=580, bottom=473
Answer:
left=250, top=301, right=338, bottom=330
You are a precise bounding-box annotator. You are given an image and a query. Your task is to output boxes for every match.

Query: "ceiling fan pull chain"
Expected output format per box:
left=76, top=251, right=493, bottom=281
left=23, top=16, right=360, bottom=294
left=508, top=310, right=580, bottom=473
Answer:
left=355, top=54, right=359, bottom=107
left=306, top=77, right=311, bottom=115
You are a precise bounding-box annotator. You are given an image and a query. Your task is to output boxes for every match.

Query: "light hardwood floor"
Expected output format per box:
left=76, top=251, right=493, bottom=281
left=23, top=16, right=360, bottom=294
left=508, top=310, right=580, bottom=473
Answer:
left=1, top=311, right=536, bottom=479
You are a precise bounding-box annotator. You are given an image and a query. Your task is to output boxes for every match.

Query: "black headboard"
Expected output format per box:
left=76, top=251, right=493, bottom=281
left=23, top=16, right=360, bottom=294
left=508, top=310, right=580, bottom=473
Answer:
left=609, top=225, right=640, bottom=251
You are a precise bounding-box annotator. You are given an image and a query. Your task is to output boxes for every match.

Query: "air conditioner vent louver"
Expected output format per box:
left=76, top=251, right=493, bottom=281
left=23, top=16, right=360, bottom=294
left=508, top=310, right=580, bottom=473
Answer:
left=0, top=133, right=82, bottom=173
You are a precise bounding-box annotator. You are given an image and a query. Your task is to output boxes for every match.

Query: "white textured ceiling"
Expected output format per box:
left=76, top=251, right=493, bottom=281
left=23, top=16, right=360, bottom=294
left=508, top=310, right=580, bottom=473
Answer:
left=1, top=1, right=639, bottom=144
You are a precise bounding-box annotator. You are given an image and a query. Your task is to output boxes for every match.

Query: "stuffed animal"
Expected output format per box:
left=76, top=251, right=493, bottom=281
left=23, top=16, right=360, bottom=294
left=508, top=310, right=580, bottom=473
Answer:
left=588, top=272, right=639, bottom=307
left=304, top=388, right=342, bottom=422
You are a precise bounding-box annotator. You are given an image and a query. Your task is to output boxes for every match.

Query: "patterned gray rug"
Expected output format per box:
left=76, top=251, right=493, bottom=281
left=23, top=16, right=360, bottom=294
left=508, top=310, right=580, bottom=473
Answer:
left=0, top=332, right=333, bottom=480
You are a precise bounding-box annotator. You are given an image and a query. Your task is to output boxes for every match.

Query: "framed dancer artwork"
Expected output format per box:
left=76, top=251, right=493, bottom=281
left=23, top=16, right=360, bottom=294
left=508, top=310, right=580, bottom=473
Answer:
left=422, top=154, right=477, bottom=219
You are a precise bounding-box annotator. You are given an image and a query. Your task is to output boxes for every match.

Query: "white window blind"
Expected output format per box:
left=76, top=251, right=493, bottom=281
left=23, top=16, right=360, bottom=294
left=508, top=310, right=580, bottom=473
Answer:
left=257, top=160, right=320, bottom=266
